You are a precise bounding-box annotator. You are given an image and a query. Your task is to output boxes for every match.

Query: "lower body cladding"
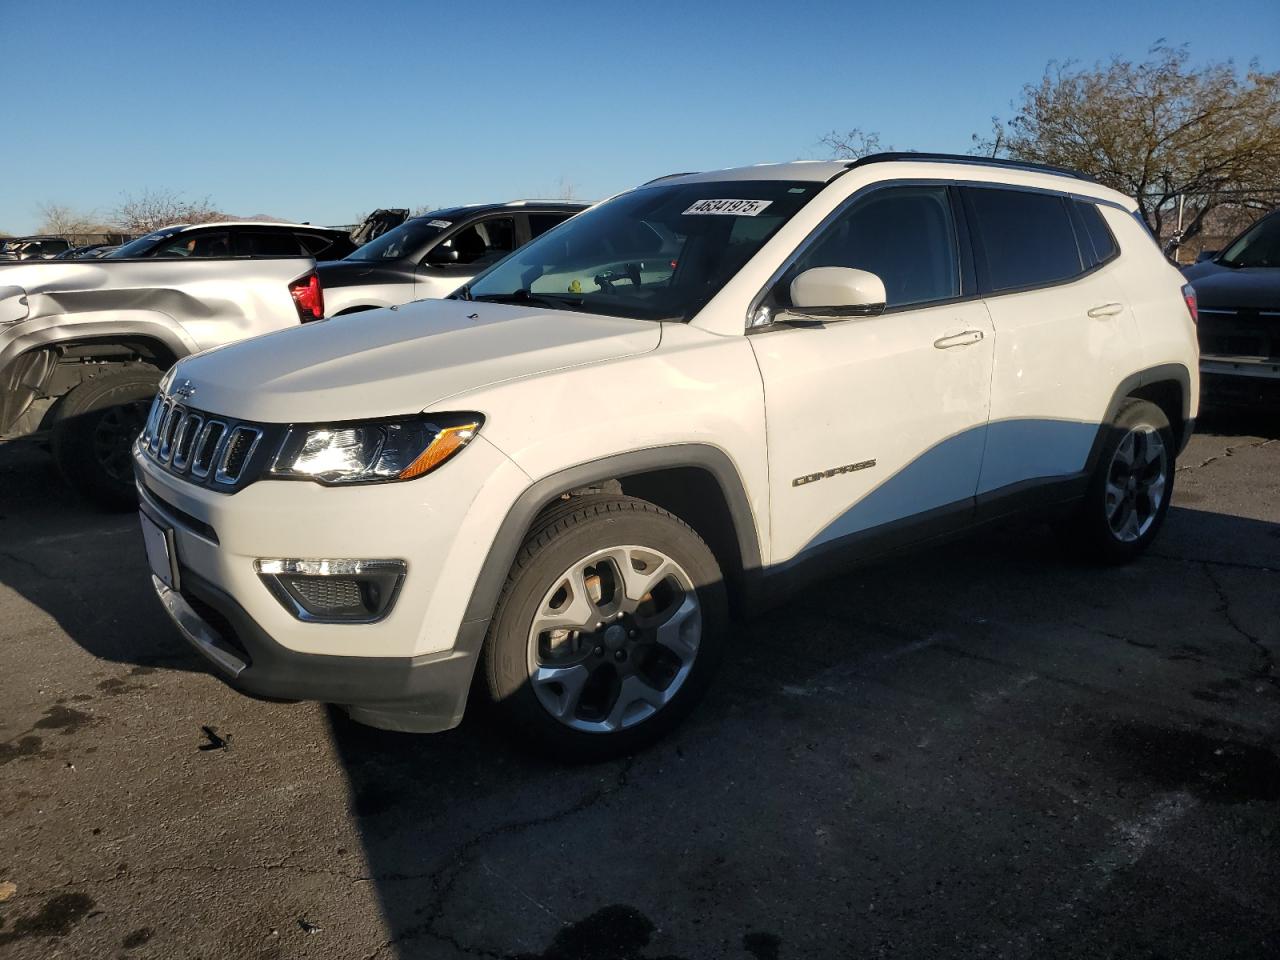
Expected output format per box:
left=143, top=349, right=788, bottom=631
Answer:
left=132, top=434, right=531, bottom=732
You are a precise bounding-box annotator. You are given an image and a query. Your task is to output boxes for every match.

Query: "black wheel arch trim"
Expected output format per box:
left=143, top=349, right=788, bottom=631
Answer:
left=1087, top=362, right=1193, bottom=470
left=460, top=444, right=763, bottom=626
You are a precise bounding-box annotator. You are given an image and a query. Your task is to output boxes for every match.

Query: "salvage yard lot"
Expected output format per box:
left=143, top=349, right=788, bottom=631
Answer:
left=1, top=416, right=1278, bottom=960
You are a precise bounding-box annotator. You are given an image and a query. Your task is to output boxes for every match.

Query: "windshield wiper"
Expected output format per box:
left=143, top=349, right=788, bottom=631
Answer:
left=472, top=290, right=585, bottom=311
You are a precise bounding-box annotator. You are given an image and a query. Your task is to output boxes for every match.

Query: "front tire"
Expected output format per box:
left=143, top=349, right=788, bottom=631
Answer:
left=1057, top=397, right=1175, bottom=563
left=51, top=368, right=160, bottom=510
left=481, top=495, right=727, bottom=761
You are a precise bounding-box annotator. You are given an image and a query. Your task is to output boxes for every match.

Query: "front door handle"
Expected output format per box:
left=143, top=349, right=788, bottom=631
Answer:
left=933, top=329, right=985, bottom=349
left=1087, top=302, right=1125, bottom=318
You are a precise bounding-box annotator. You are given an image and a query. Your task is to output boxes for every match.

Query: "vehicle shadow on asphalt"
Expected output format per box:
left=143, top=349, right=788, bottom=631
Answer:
left=0, top=441, right=205, bottom=673
left=321, top=498, right=1280, bottom=958
left=1196, top=405, right=1280, bottom=440
left=2, top=419, right=1278, bottom=957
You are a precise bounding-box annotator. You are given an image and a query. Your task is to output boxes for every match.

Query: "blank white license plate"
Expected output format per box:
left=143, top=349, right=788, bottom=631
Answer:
left=139, top=510, right=177, bottom=590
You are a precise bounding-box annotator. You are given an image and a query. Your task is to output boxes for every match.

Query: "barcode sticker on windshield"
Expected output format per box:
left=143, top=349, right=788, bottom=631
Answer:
left=427, top=219, right=452, bottom=228
left=683, top=199, right=773, bottom=217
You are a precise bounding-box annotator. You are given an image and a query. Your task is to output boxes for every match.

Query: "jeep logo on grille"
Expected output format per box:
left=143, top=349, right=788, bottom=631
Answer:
left=173, top=379, right=197, bottom=400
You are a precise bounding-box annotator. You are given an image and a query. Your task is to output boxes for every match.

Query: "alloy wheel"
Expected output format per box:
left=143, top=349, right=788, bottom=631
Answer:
left=1105, top=424, right=1168, bottom=542
left=526, top=545, right=701, bottom=733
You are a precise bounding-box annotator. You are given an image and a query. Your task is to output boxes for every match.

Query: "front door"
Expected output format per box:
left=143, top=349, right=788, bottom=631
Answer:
left=750, top=184, right=995, bottom=564
left=417, top=215, right=517, bottom=299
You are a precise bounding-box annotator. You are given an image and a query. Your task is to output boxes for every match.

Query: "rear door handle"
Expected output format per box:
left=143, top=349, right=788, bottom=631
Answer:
left=1087, top=302, right=1125, bottom=318
left=933, top=329, right=985, bottom=349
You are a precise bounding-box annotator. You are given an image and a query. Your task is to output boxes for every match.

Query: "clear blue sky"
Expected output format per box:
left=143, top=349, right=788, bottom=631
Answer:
left=1, top=0, right=1276, bottom=234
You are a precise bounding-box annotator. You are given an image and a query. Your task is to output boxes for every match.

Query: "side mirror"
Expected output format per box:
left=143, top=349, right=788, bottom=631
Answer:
left=786, top=267, right=886, bottom=320
left=1195, top=249, right=1219, bottom=263
left=426, top=245, right=460, bottom=266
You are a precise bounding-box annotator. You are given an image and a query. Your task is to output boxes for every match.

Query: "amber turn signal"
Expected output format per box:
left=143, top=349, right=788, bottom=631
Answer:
left=397, top=422, right=480, bottom=480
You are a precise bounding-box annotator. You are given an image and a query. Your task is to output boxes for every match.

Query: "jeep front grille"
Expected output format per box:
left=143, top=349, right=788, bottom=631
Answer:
left=139, top=394, right=271, bottom=491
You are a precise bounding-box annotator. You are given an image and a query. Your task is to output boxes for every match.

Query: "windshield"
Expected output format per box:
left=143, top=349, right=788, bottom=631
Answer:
left=108, top=227, right=183, bottom=258
left=345, top=217, right=451, bottom=261
left=459, top=180, right=822, bottom=322
left=1219, top=214, right=1280, bottom=269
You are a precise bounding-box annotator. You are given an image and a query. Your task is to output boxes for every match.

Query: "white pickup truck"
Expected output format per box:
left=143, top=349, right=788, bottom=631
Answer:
left=0, top=256, right=322, bottom=507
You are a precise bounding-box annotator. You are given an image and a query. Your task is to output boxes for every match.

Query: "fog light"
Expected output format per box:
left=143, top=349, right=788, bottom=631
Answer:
left=255, top=558, right=406, bottom=623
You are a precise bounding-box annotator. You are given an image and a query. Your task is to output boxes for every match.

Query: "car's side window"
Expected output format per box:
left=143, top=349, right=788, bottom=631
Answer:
left=1070, top=200, right=1119, bottom=268
left=436, top=216, right=517, bottom=268
left=964, top=188, right=1083, bottom=291
left=528, top=213, right=569, bottom=239
left=782, top=185, right=960, bottom=309
left=152, top=231, right=233, bottom=258
left=241, top=232, right=306, bottom=257
left=297, top=232, right=344, bottom=258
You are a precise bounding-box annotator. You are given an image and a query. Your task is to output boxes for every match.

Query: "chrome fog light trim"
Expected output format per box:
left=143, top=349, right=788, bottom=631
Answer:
left=254, top=558, right=406, bottom=624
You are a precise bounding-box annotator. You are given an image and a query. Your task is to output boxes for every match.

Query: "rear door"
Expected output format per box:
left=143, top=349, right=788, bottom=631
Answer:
left=751, top=183, right=995, bottom=563
left=963, top=186, right=1139, bottom=498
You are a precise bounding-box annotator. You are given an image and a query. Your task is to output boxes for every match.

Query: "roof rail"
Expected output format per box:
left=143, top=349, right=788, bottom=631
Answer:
left=848, top=152, right=1096, bottom=183
left=642, top=171, right=701, bottom=186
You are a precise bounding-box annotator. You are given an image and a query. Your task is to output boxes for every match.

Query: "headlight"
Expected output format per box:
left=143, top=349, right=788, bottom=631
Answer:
left=268, top=414, right=482, bottom=485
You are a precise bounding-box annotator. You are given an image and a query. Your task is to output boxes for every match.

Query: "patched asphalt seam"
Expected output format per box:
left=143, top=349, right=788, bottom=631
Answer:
left=1202, top=562, right=1279, bottom=692
left=1176, top=437, right=1277, bottom=474
left=358, top=756, right=637, bottom=960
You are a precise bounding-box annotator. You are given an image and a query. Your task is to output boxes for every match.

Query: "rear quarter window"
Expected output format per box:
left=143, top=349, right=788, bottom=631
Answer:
left=1070, top=200, right=1119, bottom=267
left=965, top=188, right=1083, bottom=292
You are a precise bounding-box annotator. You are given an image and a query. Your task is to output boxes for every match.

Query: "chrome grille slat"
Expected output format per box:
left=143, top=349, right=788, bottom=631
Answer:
left=190, top=421, right=227, bottom=479
left=147, top=397, right=171, bottom=454
left=171, top=413, right=203, bottom=471
left=140, top=391, right=265, bottom=490
left=158, top=404, right=184, bottom=462
left=214, top=426, right=263, bottom=485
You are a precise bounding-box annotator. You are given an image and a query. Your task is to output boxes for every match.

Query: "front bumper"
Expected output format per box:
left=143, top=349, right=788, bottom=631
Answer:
left=150, top=560, right=487, bottom=732
left=133, top=430, right=530, bottom=731
left=1201, top=356, right=1280, bottom=408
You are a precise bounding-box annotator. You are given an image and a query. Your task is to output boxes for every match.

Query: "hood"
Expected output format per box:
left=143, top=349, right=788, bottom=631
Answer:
left=171, top=298, right=662, bottom=423
left=1183, top=262, right=1280, bottom=309
left=315, top=258, right=415, bottom=288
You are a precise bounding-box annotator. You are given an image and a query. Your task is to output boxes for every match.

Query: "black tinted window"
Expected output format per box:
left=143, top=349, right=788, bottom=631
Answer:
left=789, top=185, right=960, bottom=308
left=244, top=232, right=304, bottom=256
left=437, top=216, right=516, bottom=267
left=1072, top=200, right=1118, bottom=266
left=152, top=231, right=232, bottom=258
left=528, top=213, right=570, bottom=239
left=966, top=188, right=1082, bottom=291
left=298, top=233, right=338, bottom=255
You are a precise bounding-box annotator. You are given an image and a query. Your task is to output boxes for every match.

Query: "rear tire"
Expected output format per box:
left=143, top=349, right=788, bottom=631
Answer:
left=51, top=368, right=160, bottom=511
left=1056, top=398, right=1175, bottom=564
left=481, top=495, right=727, bottom=762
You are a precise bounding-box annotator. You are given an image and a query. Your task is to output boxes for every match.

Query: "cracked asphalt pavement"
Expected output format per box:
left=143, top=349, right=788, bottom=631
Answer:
left=1, top=412, right=1278, bottom=959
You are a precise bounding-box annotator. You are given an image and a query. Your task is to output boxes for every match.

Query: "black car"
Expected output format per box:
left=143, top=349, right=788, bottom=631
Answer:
left=54, top=243, right=121, bottom=259
left=316, top=201, right=588, bottom=316
left=1182, top=210, right=1280, bottom=405
left=106, top=221, right=356, bottom=261
left=0, top=236, right=73, bottom=260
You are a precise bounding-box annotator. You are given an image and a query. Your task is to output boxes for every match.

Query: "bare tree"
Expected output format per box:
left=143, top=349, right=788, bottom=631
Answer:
left=555, top=176, right=578, bottom=201
left=112, top=188, right=224, bottom=234
left=977, top=44, right=1280, bottom=247
left=820, top=127, right=890, bottom=160
left=35, top=202, right=116, bottom=245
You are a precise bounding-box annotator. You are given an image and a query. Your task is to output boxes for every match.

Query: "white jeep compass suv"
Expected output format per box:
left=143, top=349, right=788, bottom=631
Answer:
left=133, top=154, right=1199, bottom=760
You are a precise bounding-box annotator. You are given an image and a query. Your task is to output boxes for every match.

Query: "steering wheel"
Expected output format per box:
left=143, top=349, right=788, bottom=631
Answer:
left=593, top=262, right=642, bottom=292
